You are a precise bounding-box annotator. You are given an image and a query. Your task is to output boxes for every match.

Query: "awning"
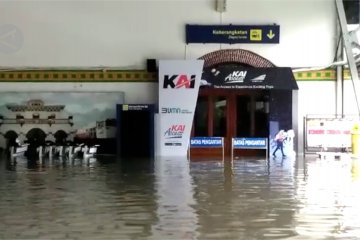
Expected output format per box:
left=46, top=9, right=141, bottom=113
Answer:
left=201, top=66, right=298, bottom=90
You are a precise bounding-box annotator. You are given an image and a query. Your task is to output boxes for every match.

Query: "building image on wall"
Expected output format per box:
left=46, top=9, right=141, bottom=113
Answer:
left=0, top=92, right=124, bottom=153
left=0, top=99, right=74, bottom=149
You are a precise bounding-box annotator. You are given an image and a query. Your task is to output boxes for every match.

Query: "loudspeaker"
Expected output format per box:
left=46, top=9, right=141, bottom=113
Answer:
left=147, top=59, right=157, bottom=72
left=216, top=0, right=226, bottom=12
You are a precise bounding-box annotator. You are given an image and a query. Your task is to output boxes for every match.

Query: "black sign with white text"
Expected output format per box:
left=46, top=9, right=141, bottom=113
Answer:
left=201, top=66, right=298, bottom=90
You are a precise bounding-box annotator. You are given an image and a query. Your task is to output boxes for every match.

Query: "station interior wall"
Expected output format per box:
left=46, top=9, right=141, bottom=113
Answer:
left=0, top=1, right=353, bottom=154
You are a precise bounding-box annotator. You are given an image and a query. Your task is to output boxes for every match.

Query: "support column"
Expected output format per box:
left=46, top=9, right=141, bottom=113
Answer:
left=336, top=0, right=360, bottom=115
left=336, top=64, right=344, bottom=116
left=335, top=24, right=344, bottom=116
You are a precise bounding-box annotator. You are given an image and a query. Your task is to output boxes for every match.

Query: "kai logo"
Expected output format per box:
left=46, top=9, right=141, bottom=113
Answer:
left=164, top=124, right=185, bottom=139
left=225, top=71, right=247, bottom=83
left=163, top=75, right=196, bottom=89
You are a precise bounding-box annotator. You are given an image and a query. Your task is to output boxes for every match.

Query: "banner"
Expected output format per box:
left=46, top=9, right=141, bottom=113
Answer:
left=306, top=117, right=355, bottom=149
left=157, top=60, right=204, bottom=156
left=201, top=66, right=298, bottom=90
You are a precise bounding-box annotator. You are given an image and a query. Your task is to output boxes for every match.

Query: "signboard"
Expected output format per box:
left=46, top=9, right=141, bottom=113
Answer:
left=233, top=138, right=268, bottom=149
left=305, top=117, right=356, bottom=150
left=189, top=137, right=224, bottom=159
left=201, top=66, right=298, bottom=90
left=190, top=137, right=224, bottom=147
left=186, top=24, right=280, bottom=44
left=232, top=137, right=268, bottom=160
left=117, top=104, right=155, bottom=158
left=122, top=104, right=149, bottom=111
left=157, top=60, right=204, bottom=157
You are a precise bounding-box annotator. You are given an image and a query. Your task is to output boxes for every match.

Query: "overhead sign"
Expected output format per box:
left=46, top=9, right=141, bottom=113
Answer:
left=186, top=24, right=280, bottom=44
left=201, top=66, right=298, bottom=90
left=157, top=60, right=204, bottom=157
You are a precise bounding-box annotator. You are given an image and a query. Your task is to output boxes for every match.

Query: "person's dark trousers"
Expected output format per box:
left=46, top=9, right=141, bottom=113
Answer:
left=273, top=141, right=285, bottom=157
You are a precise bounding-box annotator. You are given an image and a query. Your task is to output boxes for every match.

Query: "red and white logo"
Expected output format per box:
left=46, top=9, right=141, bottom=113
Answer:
left=164, top=124, right=185, bottom=139
left=163, top=75, right=195, bottom=89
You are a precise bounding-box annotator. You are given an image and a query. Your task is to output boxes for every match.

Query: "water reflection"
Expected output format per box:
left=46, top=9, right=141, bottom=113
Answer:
left=294, top=157, right=360, bottom=239
left=152, top=157, right=198, bottom=239
left=190, top=157, right=298, bottom=240
left=0, top=152, right=360, bottom=239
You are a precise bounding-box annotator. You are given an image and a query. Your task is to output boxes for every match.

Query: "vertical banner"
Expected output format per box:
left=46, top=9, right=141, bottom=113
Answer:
left=157, top=60, right=204, bottom=156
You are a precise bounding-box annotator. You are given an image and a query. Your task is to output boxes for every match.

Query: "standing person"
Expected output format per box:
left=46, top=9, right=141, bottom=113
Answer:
left=273, top=130, right=287, bottom=157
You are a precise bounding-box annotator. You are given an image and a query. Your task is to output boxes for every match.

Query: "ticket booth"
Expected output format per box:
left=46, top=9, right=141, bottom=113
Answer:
left=191, top=50, right=298, bottom=157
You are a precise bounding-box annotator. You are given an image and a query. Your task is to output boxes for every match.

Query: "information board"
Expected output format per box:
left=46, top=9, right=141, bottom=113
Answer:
left=186, top=24, right=280, bottom=44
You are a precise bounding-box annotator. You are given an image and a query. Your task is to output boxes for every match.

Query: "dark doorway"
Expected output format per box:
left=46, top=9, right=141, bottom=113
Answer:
left=4, top=130, right=18, bottom=150
left=26, top=128, right=46, bottom=145
left=117, top=104, right=155, bottom=159
left=54, top=130, right=67, bottom=145
left=236, top=95, right=251, bottom=137
left=269, top=90, right=293, bottom=138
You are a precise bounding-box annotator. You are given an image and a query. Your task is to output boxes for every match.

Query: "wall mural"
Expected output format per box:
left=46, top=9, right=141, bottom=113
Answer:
left=0, top=92, right=124, bottom=155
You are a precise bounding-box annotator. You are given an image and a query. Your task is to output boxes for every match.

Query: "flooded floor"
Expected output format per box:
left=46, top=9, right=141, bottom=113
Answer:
left=1, top=152, right=360, bottom=240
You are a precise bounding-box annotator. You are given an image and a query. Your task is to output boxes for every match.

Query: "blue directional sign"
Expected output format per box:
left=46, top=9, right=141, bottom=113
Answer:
left=186, top=24, right=280, bottom=44
left=233, top=138, right=268, bottom=149
left=190, top=137, right=223, bottom=148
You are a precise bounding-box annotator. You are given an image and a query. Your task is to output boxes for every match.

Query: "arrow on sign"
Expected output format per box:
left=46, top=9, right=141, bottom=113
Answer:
left=267, top=30, right=275, bottom=39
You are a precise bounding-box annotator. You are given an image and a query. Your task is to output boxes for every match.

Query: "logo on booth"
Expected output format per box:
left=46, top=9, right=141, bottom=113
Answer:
left=250, top=74, right=266, bottom=82
left=161, top=107, right=192, bottom=114
left=164, top=124, right=185, bottom=139
left=163, top=75, right=196, bottom=89
left=225, top=71, right=247, bottom=83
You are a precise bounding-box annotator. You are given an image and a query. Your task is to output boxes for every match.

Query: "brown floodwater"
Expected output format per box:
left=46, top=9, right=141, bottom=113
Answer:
left=0, top=152, right=360, bottom=240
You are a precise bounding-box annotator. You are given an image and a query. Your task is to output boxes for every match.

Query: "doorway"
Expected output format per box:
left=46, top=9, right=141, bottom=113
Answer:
left=117, top=104, right=155, bottom=159
left=192, top=89, right=270, bottom=156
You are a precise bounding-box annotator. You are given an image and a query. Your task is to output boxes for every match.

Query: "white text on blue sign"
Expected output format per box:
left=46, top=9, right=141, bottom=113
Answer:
left=233, top=138, right=267, bottom=149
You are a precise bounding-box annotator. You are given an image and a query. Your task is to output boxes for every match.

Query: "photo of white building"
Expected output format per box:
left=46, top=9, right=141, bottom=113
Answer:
left=0, top=92, right=124, bottom=152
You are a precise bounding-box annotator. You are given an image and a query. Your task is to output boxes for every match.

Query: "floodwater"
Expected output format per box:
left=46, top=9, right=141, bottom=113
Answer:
left=1, top=153, right=360, bottom=240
